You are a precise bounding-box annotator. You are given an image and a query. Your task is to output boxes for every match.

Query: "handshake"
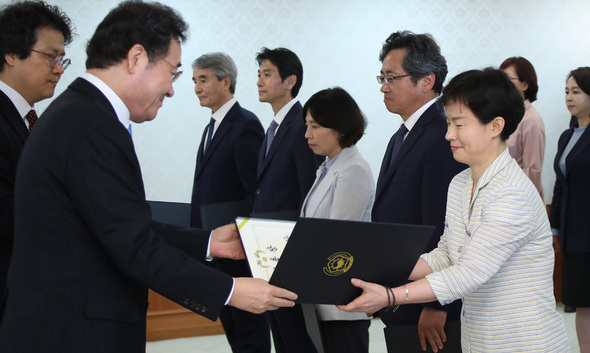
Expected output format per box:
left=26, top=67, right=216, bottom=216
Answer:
left=210, top=224, right=297, bottom=314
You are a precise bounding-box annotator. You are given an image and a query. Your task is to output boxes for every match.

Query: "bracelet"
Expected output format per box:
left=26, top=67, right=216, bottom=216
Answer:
left=381, top=285, right=400, bottom=313
left=382, top=284, right=391, bottom=310
left=404, top=284, right=409, bottom=304
left=389, top=286, right=400, bottom=313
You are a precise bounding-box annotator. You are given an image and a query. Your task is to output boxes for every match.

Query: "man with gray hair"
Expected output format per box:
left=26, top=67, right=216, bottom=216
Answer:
left=190, top=52, right=268, bottom=353
left=372, top=31, right=465, bottom=352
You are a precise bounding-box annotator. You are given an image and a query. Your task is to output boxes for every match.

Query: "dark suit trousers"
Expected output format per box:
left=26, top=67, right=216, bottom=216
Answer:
left=209, top=258, right=271, bottom=353
left=268, top=305, right=318, bottom=353
left=379, top=301, right=462, bottom=352
left=320, top=320, right=370, bottom=353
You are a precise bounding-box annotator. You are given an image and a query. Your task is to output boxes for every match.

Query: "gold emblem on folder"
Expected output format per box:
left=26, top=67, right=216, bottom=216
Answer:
left=323, top=252, right=354, bottom=276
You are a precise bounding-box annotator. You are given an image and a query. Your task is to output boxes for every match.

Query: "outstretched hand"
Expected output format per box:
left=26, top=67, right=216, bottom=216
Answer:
left=210, top=224, right=244, bottom=260
left=336, top=278, right=388, bottom=316
left=229, top=278, right=297, bottom=314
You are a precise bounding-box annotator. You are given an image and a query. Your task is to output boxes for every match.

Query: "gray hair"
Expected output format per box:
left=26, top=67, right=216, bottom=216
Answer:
left=192, top=52, right=238, bottom=94
left=379, top=31, right=447, bottom=94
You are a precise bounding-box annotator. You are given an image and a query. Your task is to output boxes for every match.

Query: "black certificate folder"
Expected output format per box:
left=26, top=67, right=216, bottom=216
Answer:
left=268, top=218, right=435, bottom=305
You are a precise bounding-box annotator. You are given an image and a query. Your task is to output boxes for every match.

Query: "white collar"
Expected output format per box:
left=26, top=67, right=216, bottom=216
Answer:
left=0, top=79, right=34, bottom=118
left=211, top=97, right=237, bottom=123
left=273, top=97, right=298, bottom=126
left=80, top=72, right=131, bottom=130
left=404, top=97, right=438, bottom=132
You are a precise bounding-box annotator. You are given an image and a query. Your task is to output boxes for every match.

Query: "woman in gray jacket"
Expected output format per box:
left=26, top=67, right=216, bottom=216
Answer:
left=300, top=87, right=375, bottom=353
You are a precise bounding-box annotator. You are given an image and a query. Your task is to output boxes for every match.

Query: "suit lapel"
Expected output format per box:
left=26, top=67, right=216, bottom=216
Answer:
left=0, top=90, right=28, bottom=144
left=195, top=104, right=238, bottom=178
left=302, top=147, right=355, bottom=217
left=376, top=134, right=396, bottom=194
left=565, top=126, right=590, bottom=178
left=195, top=126, right=208, bottom=168
left=258, top=102, right=300, bottom=178
left=375, top=104, right=440, bottom=200
left=554, top=129, right=573, bottom=183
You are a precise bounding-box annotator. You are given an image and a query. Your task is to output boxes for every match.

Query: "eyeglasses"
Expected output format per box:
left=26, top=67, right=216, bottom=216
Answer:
left=376, top=74, right=411, bottom=85
left=31, top=49, right=71, bottom=70
left=162, top=58, right=183, bottom=82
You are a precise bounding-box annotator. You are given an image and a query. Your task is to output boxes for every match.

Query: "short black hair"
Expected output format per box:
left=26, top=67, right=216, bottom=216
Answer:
left=302, top=87, right=366, bottom=148
left=0, top=0, right=75, bottom=72
left=256, top=47, right=303, bottom=97
left=86, top=0, right=188, bottom=69
left=439, top=68, right=524, bottom=141
left=379, top=30, right=447, bottom=94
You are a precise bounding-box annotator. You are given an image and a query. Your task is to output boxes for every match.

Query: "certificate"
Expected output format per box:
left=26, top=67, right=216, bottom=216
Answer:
left=236, top=217, right=296, bottom=281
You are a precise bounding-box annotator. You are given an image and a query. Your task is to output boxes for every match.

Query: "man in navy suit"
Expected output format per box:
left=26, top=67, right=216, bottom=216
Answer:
left=253, top=47, right=322, bottom=353
left=0, top=3, right=297, bottom=352
left=372, top=31, right=465, bottom=352
left=0, top=0, right=74, bottom=298
left=190, top=52, right=269, bottom=353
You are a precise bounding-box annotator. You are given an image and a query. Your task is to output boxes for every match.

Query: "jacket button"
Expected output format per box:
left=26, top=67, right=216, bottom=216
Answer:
left=256, top=189, right=261, bottom=195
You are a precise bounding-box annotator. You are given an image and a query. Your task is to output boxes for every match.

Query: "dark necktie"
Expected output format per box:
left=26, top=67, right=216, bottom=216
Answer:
left=389, top=124, right=408, bottom=165
left=204, top=117, right=215, bottom=152
left=265, top=119, right=279, bottom=156
left=25, top=110, right=38, bottom=132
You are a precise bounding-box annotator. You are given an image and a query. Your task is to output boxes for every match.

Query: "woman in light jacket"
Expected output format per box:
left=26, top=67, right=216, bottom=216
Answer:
left=300, top=87, right=375, bottom=353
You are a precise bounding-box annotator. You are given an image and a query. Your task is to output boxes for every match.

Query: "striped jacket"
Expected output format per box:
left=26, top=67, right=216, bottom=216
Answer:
left=422, top=148, right=569, bottom=352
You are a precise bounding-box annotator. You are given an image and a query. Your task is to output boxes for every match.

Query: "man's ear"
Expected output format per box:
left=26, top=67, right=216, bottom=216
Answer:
left=284, top=74, right=297, bottom=90
left=4, top=53, right=17, bottom=67
left=421, top=72, right=436, bottom=93
left=126, top=44, right=147, bottom=74
left=223, top=76, right=232, bottom=91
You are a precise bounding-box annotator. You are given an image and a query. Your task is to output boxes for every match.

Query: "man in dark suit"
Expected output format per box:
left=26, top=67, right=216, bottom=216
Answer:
left=0, top=0, right=74, bottom=298
left=372, top=31, right=465, bottom=352
left=0, top=3, right=296, bottom=353
left=190, top=52, right=269, bottom=353
left=253, top=47, right=322, bottom=353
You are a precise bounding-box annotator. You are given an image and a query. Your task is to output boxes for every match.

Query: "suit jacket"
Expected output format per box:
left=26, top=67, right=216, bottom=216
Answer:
left=550, top=126, right=590, bottom=253
left=373, top=103, right=465, bottom=250
left=253, top=102, right=322, bottom=214
left=300, top=145, right=375, bottom=321
left=0, top=78, right=233, bottom=353
left=190, top=102, right=264, bottom=228
left=372, top=103, right=465, bottom=325
left=0, top=90, right=29, bottom=294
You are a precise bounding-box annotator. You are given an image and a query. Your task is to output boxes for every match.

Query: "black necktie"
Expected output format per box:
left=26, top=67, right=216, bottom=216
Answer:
left=265, top=119, right=279, bottom=156
left=204, top=117, right=215, bottom=152
left=389, top=124, right=408, bottom=165
left=25, top=110, right=38, bottom=131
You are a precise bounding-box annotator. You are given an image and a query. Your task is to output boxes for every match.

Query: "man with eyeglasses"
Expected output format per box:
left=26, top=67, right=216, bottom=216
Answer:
left=0, top=2, right=297, bottom=352
left=0, top=0, right=74, bottom=301
left=371, top=31, right=465, bottom=353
